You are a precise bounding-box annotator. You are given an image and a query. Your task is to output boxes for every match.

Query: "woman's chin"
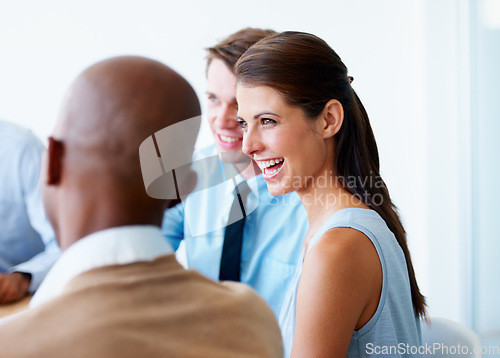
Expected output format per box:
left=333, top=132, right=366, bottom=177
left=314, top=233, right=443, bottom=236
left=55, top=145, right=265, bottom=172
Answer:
left=266, top=181, right=293, bottom=197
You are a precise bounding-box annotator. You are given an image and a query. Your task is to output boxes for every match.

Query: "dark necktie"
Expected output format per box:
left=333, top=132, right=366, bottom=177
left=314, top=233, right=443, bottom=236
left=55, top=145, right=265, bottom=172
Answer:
left=219, top=181, right=251, bottom=281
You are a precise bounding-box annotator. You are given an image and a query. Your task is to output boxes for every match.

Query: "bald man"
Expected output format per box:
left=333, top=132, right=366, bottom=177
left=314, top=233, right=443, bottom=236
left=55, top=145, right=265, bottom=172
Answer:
left=0, top=56, right=282, bottom=358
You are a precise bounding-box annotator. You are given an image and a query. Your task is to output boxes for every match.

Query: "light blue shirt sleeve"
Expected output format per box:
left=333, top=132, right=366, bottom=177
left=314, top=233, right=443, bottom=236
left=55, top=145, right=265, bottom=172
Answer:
left=0, top=121, right=60, bottom=292
left=11, top=241, right=60, bottom=292
left=161, top=202, right=185, bottom=252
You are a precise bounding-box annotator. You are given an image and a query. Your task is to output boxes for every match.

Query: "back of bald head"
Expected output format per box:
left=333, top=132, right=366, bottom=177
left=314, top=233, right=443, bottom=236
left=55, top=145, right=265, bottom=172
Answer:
left=57, top=56, right=200, bottom=185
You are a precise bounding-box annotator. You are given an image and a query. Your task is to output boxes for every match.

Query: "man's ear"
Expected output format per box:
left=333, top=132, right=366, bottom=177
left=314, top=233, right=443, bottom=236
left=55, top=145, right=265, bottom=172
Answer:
left=46, top=137, right=64, bottom=185
left=321, top=99, right=344, bottom=139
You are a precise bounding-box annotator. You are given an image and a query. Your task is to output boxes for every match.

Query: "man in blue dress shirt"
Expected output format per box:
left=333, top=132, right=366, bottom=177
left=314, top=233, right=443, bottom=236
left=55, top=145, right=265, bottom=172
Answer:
left=162, top=28, right=308, bottom=316
left=0, top=120, right=60, bottom=304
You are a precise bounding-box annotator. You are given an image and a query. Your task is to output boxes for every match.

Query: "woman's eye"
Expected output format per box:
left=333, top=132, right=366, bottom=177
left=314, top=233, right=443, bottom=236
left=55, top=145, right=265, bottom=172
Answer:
left=237, top=120, right=247, bottom=129
left=208, top=95, right=218, bottom=103
left=261, top=118, right=276, bottom=125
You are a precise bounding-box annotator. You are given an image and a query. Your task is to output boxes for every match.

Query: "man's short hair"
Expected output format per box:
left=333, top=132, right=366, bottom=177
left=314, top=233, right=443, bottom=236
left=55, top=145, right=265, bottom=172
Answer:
left=206, top=27, right=276, bottom=74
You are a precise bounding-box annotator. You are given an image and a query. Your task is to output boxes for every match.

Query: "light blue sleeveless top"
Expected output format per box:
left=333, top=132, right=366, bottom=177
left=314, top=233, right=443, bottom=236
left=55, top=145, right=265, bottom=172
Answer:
left=279, top=208, right=421, bottom=358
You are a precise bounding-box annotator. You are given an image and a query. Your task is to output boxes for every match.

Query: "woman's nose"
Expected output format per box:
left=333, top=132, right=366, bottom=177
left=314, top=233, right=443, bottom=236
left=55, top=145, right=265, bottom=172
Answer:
left=242, top=126, right=263, bottom=158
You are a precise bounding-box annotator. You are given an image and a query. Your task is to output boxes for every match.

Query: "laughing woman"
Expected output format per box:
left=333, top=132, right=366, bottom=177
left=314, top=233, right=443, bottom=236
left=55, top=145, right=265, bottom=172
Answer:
left=235, top=31, right=426, bottom=358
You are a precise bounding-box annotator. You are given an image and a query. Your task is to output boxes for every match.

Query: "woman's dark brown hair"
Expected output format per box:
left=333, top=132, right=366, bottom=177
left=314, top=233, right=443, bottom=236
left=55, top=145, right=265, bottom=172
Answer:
left=235, top=31, right=427, bottom=319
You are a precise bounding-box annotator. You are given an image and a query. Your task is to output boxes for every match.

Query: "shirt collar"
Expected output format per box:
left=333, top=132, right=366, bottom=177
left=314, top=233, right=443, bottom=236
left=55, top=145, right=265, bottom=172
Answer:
left=195, top=144, right=262, bottom=199
left=30, top=225, right=173, bottom=308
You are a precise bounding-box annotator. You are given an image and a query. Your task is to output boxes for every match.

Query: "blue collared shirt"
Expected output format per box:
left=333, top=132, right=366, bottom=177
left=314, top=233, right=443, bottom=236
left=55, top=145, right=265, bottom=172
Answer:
left=0, top=120, right=60, bottom=291
left=162, top=145, right=308, bottom=316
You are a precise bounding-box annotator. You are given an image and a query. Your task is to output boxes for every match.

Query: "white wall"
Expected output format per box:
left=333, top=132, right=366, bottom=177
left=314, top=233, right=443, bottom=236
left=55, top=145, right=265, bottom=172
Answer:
left=473, top=0, right=500, bottom=342
left=421, top=0, right=472, bottom=325
left=1, top=0, right=491, bottom=330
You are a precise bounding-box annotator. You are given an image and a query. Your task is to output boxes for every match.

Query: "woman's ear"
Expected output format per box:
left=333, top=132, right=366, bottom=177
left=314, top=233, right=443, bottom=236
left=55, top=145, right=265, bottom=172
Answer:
left=321, top=99, right=344, bottom=139
left=45, top=137, right=64, bottom=185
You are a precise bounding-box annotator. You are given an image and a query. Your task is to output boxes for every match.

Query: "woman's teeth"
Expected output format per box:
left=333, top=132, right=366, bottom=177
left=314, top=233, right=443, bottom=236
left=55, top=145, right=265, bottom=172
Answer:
left=257, top=158, right=284, bottom=169
left=220, top=135, right=241, bottom=143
